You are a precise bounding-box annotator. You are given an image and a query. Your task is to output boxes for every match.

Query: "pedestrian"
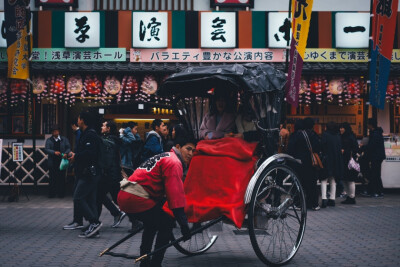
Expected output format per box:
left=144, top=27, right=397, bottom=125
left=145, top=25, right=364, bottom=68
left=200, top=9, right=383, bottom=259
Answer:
left=365, top=118, right=386, bottom=198
left=68, top=111, right=102, bottom=238
left=44, top=124, right=71, bottom=198
left=117, top=135, right=195, bottom=267
left=340, top=122, right=359, bottom=204
left=120, top=123, right=136, bottom=176
left=63, top=121, right=84, bottom=230
left=320, top=121, right=343, bottom=208
left=140, top=119, right=168, bottom=163
left=164, top=123, right=185, bottom=152
left=128, top=121, right=143, bottom=167
left=97, top=120, right=126, bottom=228
left=288, top=119, right=320, bottom=210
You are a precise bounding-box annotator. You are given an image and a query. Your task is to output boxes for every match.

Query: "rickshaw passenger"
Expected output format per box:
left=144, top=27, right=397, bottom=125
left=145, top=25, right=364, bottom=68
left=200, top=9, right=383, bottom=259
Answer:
left=199, top=91, right=236, bottom=140
left=234, top=104, right=259, bottom=142
left=117, top=136, right=195, bottom=267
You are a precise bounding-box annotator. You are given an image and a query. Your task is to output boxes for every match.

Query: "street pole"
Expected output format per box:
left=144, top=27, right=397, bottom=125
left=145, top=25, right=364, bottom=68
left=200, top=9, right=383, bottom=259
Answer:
left=282, top=0, right=293, bottom=123
left=364, top=0, right=374, bottom=136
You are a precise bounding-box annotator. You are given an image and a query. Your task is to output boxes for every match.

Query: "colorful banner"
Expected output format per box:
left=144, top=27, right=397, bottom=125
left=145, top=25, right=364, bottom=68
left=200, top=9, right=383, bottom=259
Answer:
left=286, top=0, right=314, bottom=107
left=369, top=0, right=399, bottom=109
left=4, top=0, right=31, bottom=80
left=131, top=48, right=285, bottom=63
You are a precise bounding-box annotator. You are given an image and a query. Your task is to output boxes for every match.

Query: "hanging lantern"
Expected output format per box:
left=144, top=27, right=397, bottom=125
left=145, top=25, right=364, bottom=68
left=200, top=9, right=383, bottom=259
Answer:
left=345, top=77, right=361, bottom=104
left=47, top=75, right=66, bottom=103
left=32, top=76, right=47, bottom=103
left=0, top=78, right=8, bottom=107
left=66, top=75, right=83, bottom=106
left=104, top=76, right=121, bottom=95
left=141, top=75, right=158, bottom=95
left=119, top=75, right=138, bottom=103
left=84, top=75, right=102, bottom=95
left=10, top=79, right=29, bottom=106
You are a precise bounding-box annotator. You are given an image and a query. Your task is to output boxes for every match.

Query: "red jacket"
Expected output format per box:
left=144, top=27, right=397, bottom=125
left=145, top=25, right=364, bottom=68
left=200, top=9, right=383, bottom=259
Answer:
left=118, top=149, right=186, bottom=213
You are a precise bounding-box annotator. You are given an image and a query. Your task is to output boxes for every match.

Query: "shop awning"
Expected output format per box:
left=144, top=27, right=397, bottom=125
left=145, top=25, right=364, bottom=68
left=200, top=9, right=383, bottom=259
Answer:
left=1, top=62, right=400, bottom=75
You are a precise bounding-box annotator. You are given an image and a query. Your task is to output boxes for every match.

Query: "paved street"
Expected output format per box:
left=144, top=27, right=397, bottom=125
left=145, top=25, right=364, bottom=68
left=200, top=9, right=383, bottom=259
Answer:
left=1, top=190, right=400, bottom=267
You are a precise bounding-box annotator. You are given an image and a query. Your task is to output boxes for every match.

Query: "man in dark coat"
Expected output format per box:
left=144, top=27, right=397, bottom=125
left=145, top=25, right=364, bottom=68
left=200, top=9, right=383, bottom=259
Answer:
left=44, top=124, right=71, bottom=198
left=68, top=111, right=102, bottom=238
left=365, top=118, right=386, bottom=198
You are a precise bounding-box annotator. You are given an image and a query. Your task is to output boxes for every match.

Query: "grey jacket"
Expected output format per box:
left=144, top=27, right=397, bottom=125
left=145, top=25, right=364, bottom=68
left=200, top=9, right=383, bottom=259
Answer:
left=44, top=136, right=71, bottom=169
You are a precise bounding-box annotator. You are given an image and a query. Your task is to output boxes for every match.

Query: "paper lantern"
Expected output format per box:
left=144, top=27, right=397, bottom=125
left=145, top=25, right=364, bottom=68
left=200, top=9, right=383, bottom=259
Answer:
left=328, top=79, right=344, bottom=95
left=84, top=75, right=102, bottom=95
left=141, top=75, right=158, bottom=95
left=118, top=76, right=138, bottom=103
left=10, top=79, right=28, bottom=106
left=104, top=76, right=121, bottom=95
left=33, top=76, right=47, bottom=95
left=67, top=75, right=83, bottom=94
left=0, top=78, right=8, bottom=107
left=299, top=79, right=307, bottom=95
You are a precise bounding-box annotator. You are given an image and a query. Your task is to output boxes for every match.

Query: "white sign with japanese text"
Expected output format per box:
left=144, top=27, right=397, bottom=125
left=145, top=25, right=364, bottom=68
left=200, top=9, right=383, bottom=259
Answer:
left=131, top=48, right=285, bottom=62
left=201, top=12, right=236, bottom=48
left=335, top=12, right=370, bottom=48
left=0, top=13, right=6, bottom=48
left=132, top=12, right=168, bottom=48
left=12, top=143, right=23, bottom=162
left=268, top=12, right=291, bottom=48
left=65, top=12, right=100, bottom=48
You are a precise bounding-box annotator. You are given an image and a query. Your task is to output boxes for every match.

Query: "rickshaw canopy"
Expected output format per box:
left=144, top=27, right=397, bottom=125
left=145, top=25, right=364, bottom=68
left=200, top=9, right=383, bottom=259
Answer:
left=158, top=63, right=287, bottom=97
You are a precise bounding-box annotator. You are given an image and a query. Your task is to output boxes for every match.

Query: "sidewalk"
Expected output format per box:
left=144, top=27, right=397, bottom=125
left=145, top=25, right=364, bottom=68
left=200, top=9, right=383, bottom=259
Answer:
left=0, top=191, right=399, bottom=266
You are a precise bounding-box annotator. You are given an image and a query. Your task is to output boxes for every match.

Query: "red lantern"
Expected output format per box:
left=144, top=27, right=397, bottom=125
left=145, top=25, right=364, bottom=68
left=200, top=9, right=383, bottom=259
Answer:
left=309, top=77, right=326, bottom=94
left=84, top=75, right=102, bottom=95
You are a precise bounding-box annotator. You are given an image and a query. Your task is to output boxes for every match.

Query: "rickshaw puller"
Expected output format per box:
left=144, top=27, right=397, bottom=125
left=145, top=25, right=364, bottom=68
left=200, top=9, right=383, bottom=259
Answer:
left=117, top=136, right=195, bottom=267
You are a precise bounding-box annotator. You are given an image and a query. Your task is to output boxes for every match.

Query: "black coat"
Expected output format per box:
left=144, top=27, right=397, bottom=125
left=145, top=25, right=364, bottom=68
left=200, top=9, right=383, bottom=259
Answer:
left=341, top=132, right=359, bottom=181
left=366, top=127, right=386, bottom=162
left=288, top=129, right=320, bottom=168
left=321, top=130, right=343, bottom=179
left=75, top=128, right=101, bottom=178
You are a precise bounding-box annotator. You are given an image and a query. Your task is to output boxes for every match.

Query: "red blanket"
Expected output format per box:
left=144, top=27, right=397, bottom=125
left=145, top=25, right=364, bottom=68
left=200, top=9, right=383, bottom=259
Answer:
left=182, top=137, right=257, bottom=228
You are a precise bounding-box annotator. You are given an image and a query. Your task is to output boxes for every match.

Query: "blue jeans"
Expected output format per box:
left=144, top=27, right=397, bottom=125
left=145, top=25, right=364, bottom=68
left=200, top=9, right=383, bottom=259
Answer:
left=73, top=175, right=100, bottom=224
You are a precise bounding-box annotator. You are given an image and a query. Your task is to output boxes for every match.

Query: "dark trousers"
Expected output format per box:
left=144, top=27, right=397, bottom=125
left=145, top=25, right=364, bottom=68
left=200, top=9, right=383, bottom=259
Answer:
left=96, top=176, right=120, bottom=218
left=128, top=204, right=175, bottom=267
left=73, top=177, right=83, bottom=224
left=73, top=176, right=100, bottom=224
left=368, top=160, right=384, bottom=195
left=48, top=166, right=66, bottom=197
left=299, top=167, right=319, bottom=208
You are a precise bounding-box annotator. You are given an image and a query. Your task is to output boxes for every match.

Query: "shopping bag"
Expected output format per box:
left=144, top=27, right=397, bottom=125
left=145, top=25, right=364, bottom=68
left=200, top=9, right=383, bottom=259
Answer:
left=348, top=157, right=360, bottom=172
left=59, top=157, right=69, bottom=171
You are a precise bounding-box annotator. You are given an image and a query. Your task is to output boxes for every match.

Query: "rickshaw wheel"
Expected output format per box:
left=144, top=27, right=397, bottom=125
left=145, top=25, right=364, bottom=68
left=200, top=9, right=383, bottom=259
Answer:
left=248, top=164, right=307, bottom=266
left=172, top=221, right=218, bottom=256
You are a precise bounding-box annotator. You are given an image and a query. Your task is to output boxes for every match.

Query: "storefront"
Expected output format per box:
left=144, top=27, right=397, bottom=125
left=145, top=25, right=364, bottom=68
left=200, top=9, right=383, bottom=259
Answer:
left=1, top=9, right=400, bottom=188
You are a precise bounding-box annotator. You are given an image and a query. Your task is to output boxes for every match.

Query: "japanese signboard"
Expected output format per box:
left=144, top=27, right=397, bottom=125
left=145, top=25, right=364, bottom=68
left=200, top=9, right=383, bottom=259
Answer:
left=0, top=48, right=125, bottom=62
left=335, top=13, right=370, bottom=48
left=201, top=12, right=236, bottom=48
left=369, top=0, right=399, bottom=110
left=286, top=0, right=314, bottom=107
left=65, top=12, right=100, bottom=48
left=130, top=48, right=285, bottom=63
left=12, top=143, right=23, bottom=162
left=268, top=12, right=291, bottom=48
left=132, top=12, right=168, bottom=48
left=0, top=13, right=6, bottom=48
left=35, top=0, right=78, bottom=8
left=4, top=0, right=31, bottom=80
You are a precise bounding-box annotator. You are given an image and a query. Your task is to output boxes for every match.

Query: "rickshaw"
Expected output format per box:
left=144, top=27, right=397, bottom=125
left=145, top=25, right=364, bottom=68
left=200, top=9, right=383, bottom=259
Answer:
left=100, top=63, right=307, bottom=266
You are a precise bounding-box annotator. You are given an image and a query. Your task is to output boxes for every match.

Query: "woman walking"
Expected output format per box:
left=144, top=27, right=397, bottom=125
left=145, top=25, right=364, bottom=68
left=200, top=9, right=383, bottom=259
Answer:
left=320, top=122, right=343, bottom=208
left=340, top=122, right=359, bottom=204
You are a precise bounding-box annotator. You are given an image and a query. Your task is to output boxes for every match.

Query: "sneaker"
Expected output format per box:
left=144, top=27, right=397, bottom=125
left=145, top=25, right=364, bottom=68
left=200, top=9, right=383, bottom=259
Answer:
left=80, top=222, right=102, bottom=238
left=327, top=199, right=335, bottom=207
left=311, top=206, right=320, bottom=211
left=321, top=199, right=328, bottom=208
left=81, top=224, right=90, bottom=232
left=360, top=191, right=371, bottom=197
left=79, top=230, right=100, bottom=238
left=112, top=212, right=127, bottom=228
left=341, top=197, right=356, bottom=205
left=372, top=193, right=384, bottom=199
left=63, top=222, right=84, bottom=230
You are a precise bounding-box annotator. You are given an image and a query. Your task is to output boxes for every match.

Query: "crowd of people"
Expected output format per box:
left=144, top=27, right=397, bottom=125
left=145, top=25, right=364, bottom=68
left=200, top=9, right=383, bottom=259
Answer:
left=43, top=97, right=386, bottom=266
left=287, top=117, right=386, bottom=211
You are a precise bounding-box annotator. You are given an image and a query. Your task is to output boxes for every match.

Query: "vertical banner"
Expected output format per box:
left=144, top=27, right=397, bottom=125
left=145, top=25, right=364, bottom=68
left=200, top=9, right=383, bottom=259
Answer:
left=4, top=0, right=31, bottom=80
left=285, top=0, right=314, bottom=107
left=369, top=0, right=399, bottom=109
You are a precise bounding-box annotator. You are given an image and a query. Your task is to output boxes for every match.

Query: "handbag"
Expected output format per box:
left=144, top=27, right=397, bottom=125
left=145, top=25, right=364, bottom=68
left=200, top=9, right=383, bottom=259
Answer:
left=348, top=156, right=360, bottom=172
left=59, top=156, right=69, bottom=171
left=302, top=131, right=324, bottom=169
